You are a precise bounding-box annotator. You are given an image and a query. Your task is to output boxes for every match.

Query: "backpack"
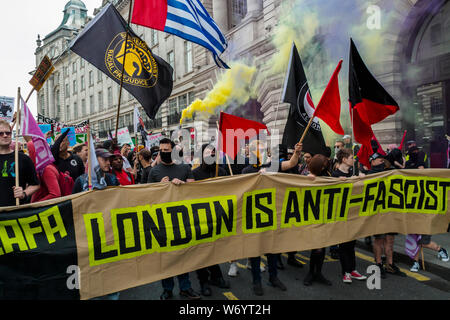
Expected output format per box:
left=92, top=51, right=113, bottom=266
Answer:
left=55, top=167, right=74, bottom=196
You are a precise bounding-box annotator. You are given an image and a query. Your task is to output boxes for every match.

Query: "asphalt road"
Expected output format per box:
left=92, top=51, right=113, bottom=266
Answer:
left=117, top=246, right=450, bottom=301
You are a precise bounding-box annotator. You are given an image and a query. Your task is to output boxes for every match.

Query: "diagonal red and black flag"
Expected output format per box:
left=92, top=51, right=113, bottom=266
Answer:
left=349, top=38, right=399, bottom=147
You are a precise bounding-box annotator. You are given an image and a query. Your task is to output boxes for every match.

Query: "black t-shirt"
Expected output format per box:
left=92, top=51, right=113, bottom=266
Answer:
left=55, top=152, right=85, bottom=181
left=148, top=163, right=194, bottom=183
left=140, top=166, right=152, bottom=184
left=192, top=165, right=227, bottom=181
left=0, top=152, right=40, bottom=207
left=332, top=168, right=353, bottom=178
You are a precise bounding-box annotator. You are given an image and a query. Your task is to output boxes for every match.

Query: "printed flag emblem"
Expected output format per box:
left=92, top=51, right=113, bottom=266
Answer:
left=105, top=33, right=159, bottom=88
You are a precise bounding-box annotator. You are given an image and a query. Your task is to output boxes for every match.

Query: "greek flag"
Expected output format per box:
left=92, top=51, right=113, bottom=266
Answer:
left=132, top=0, right=230, bottom=69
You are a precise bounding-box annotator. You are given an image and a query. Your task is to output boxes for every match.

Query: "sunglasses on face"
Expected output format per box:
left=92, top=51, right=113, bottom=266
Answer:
left=0, top=131, right=12, bottom=137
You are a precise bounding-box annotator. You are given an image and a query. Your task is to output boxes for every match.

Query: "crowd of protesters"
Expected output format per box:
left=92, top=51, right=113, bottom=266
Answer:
left=1, top=119, right=448, bottom=299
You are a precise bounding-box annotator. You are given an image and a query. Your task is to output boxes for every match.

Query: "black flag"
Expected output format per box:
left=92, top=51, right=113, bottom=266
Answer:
left=281, top=43, right=327, bottom=156
left=69, top=3, right=173, bottom=119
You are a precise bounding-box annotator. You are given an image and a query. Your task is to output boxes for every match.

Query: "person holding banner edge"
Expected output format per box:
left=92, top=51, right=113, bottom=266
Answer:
left=148, top=138, right=200, bottom=300
left=242, top=139, right=303, bottom=296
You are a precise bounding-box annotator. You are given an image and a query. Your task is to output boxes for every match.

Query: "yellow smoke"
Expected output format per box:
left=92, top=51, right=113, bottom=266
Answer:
left=180, top=62, right=257, bottom=123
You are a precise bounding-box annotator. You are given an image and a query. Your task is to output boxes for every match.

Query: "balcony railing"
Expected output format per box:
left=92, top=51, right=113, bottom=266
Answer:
left=168, top=112, right=181, bottom=126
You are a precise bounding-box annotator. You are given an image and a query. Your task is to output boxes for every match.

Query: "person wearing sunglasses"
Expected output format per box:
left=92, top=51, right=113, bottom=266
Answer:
left=0, top=120, right=40, bottom=207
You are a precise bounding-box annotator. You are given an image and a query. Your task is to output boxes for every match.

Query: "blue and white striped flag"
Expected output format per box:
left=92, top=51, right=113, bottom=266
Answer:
left=132, top=0, right=230, bottom=68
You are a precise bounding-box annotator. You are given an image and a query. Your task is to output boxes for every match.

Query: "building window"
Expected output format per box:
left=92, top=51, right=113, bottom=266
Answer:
left=151, top=29, right=158, bottom=46
left=72, top=61, right=77, bottom=73
left=231, top=0, right=248, bottom=27
left=64, top=66, right=69, bottom=77
left=81, top=99, right=86, bottom=116
left=89, top=95, right=94, bottom=113
left=98, top=91, right=104, bottom=111
left=65, top=83, right=70, bottom=96
left=74, top=102, right=78, bottom=120
left=188, top=91, right=195, bottom=105
left=98, top=70, right=103, bottom=82
left=184, top=41, right=193, bottom=73
left=107, top=87, right=113, bottom=108
left=40, top=95, right=45, bottom=114
left=89, top=71, right=94, bottom=86
left=80, top=75, right=85, bottom=91
left=178, top=94, right=187, bottom=111
left=168, top=51, right=175, bottom=76
left=66, top=105, right=70, bottom=121
left=73, top=80, right=77, bottom=94
left=80, top=58, right=84, bottom=68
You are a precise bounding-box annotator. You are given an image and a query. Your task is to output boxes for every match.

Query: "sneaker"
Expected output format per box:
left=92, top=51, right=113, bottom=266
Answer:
left=438, top=248, right=449, bottom=262
left=314, top=273, right=332, bottom=286
left=410, top=261, right=420, bottom=272
left=200, top=283, right=211, bottom=296
left=253, top=282, right=264, bottom=296
left=180, top=288, right=201, bottom=300
left=385, top=263, right=406, bottom=277
left=377, top=263, right=387, bottom=279
left=160, top=290, right=173, bottom=300
left=350, top=270, right=367, bottom=280
left=269, top=276, right=287, bottom=291
left=343, top=273, right=352, bottom=284
left=228, top=262, right=238, bottom=277
left=209, top=277, right=230, bottom=289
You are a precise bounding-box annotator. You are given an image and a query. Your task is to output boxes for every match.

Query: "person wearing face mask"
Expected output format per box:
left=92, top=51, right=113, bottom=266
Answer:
left=147, top=138, right=199, bottom=300
left=241, top=139, right=303, bottom=296
left=191, top=144, right=230, bottom=296
left=368, top=152, right=406, bottom=279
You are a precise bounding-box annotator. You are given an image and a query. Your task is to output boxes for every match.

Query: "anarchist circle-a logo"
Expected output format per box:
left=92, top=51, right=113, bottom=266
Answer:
left=105, top=32, right=158, bottom=88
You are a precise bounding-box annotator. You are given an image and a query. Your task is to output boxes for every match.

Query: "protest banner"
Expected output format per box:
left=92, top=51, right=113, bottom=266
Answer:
left=29, top=55, right=55, bottom=92
left=116, top=127, right=135, bottom=148
left=1, top=170, right=449, bottom=300
left=0, top=96, right=15, bottom=122
left=146, top=132, right=163, bottom=149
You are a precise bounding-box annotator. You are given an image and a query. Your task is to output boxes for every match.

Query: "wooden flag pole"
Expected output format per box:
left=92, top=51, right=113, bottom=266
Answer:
left=114, top=0, right=134, bottom=139
left=215, top=120, right=221, bottom=178
left=421, top=247, right=425, bottom=271
left=216, top=121, right=233, bottom=176
left=298, top=115, right=315, bottom=144
left=87, top=125, right=93, bottom=191
left=15, top=88, right=21, bottom=206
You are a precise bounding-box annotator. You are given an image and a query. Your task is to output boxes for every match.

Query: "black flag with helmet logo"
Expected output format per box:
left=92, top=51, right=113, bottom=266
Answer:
left=69, top=3, right=173, bottom=119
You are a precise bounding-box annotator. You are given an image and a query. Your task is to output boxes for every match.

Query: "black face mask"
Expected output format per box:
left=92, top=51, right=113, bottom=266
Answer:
left=160, top=151, right=172, bottom=164
left=371, top=163, right=385, bottom=172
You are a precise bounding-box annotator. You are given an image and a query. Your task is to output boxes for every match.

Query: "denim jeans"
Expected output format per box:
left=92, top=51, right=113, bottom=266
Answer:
left=161, top=273, right=191, bottom=291
left=250, top=254, right=278, bottom=284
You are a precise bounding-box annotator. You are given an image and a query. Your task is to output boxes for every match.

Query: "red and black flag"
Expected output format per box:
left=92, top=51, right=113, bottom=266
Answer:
left=69, top=3, right=173, bottom=119
left=349, top=38, right=399, bottom=146
left=282, top=43, right=327, bottom=156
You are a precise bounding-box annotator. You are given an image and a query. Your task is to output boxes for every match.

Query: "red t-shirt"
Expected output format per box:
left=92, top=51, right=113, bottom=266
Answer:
left=113, top=169, right=135, bottom=186
left=31, top=164, right=61, bottom=203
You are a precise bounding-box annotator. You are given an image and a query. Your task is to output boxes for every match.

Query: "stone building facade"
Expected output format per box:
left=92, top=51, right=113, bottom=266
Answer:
left=35, top=0, right=449, bottom=167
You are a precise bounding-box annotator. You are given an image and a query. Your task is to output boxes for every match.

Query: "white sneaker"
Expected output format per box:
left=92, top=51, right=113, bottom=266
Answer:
left=410, top=261, right=420, bottom=272
left=438, top=248, right=449, bottom=262
left=228, top=262, right=238, bottom=277
left=343, top=273, right=352, bottom=283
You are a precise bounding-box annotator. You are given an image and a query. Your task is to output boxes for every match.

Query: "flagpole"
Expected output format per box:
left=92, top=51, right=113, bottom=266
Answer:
left=215, top=117, right=221, bottom=177
left=298, top=115, right=315, bottom=144
left=114, top=0, right=134, bottom=139
left=87, top=125, right=93, bottom=191
left=15, top=88, right=21, bottom=206
left=216, top=120, right=233, bottom=176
